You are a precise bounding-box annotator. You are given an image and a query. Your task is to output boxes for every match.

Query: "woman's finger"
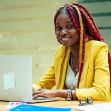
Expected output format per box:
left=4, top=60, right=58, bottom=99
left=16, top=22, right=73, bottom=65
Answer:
left=32, top=92, right=46, bottom=99
left=32, top=90, right=42, bottom=96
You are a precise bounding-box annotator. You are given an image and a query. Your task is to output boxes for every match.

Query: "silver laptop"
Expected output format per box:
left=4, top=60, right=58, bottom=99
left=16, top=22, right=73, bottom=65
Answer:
left=0, top=56, right=58, bottom=103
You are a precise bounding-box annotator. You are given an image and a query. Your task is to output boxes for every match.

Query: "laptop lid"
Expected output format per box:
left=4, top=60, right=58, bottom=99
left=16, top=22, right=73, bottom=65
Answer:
left=0, top=55, right=32, bottom=102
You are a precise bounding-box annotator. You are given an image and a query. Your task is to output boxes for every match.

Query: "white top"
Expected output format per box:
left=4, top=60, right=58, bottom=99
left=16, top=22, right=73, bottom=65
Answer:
left=65, top=64, right=79, bottom=89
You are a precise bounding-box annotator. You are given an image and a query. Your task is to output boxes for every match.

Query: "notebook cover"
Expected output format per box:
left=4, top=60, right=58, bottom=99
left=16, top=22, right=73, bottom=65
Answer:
left=8, top=104, right=71, bottom=111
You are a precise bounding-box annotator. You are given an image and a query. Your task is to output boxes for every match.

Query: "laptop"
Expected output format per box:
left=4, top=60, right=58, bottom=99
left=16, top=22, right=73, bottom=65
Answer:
left=0, top=56, right=59, bottom=103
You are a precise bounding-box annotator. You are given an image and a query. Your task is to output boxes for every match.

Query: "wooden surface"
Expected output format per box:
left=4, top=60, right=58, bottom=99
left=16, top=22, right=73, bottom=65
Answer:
left=0, top=100, right=80, bottom=111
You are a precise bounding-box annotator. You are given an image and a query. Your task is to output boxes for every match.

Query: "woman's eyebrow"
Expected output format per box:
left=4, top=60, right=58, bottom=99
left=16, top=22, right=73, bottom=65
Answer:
left=55, top=20, right=72, bottom=25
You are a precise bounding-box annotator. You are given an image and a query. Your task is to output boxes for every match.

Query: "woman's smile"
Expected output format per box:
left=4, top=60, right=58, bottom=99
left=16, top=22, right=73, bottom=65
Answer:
left=60, top=36, right=71, bottom=41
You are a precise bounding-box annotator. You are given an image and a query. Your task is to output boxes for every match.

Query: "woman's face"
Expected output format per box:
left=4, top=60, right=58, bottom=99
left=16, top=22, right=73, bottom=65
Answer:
left=55, top=13, right=80, bottom=47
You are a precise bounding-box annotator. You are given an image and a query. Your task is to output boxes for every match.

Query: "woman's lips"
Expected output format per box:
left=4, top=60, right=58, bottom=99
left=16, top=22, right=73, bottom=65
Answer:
left=60, top=36, right=70, bottom=41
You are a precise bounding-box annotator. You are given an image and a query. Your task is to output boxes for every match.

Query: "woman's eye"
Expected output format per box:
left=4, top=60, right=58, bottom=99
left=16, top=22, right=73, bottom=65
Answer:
left=56, top=26, right=62, bottom=32
left=67, top=24, right=74, bottom=29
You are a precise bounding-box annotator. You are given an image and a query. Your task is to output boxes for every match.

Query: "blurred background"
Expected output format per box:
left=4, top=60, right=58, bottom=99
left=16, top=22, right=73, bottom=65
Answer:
left=0, top=0, right=111, bottom=82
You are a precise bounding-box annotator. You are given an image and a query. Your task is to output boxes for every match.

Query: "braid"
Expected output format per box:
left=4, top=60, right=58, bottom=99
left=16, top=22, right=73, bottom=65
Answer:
left=74, top=3, right=111, bottom=88
left=66, top=4, right=79, bottom=32
left=64, top=4, right=85, bottom=87
left=74, top=4, right=104, bottom=41
left=108, top=52, right=111, bottom=85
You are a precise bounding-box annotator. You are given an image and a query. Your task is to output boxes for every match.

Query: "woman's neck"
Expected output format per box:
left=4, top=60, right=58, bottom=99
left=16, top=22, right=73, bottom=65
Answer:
left=70, top=44, right=79, bottom=58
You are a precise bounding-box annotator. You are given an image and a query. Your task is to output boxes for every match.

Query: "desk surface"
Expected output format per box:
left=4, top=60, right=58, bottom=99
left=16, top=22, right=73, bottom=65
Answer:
left=0, top=100, right=102, bottom=111
left=0, top=100, right=80, bottom=111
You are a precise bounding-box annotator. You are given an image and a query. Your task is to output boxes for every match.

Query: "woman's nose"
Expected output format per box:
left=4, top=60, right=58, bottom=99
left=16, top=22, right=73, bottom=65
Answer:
left=60, top=29, right=67, bottom=36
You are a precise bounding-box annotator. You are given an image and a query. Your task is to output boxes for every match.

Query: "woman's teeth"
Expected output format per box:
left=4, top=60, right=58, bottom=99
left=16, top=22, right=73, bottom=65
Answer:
left=61, top=37, right=70, bottom=40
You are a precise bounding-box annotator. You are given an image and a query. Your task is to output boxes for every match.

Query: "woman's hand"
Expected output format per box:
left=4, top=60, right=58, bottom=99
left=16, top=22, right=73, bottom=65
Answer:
left=32, top=89, right=77, bottom=100
left=32, top=89, right=59, bottom=99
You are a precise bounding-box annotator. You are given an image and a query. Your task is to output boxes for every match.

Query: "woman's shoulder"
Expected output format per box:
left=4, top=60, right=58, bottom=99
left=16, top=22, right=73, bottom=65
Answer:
left=55, top=45, right=65, bottom=53
left=87, top=40, right=108, bottom=49
left=54, top=45, right=70, bottom=58
left=85, top=40, right=109, bottom=60
left=54, top=45, right=66, bottom=56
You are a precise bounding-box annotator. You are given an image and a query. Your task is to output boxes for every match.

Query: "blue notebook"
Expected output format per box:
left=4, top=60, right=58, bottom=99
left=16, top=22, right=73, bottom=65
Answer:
left=8, top=104, right=71, bottom=111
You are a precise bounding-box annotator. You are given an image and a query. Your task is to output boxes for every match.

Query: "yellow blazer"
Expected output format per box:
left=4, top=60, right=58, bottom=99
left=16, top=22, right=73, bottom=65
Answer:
left=33, top=40, right=110, bottom=101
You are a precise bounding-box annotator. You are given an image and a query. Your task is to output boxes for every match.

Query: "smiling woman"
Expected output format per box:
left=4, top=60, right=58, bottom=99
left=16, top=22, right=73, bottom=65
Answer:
left=32, top=3, right=111, bottom=101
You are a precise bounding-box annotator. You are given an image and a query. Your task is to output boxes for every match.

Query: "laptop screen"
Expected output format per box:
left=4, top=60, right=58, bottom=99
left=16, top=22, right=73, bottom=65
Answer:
left=0, top=56, right=32, bottom=102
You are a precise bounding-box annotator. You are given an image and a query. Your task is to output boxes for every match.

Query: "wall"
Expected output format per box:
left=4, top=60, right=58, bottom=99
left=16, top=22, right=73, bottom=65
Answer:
left=79, top=0, right=111, bottom=51
left=0, top=0, right=74, bottom=82
left=1, top=0, right=110, bottom=83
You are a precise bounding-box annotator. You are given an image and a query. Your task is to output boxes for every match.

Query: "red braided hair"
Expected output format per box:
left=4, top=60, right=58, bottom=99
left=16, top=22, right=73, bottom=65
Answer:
left=65, top=4, right=85, bottom=87
left=74, top=3, right=111, bottom=87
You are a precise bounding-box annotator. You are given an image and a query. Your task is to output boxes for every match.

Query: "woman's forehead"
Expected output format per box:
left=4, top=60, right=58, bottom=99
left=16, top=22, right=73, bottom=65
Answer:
left=56, top=13, right=71, bottom=24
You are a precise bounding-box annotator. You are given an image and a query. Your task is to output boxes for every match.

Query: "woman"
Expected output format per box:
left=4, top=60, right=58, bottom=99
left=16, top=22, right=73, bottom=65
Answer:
left=32, top=3, right=111, bottom=101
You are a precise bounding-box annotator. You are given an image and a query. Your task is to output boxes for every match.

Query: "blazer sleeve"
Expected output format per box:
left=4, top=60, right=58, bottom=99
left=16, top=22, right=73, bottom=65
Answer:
left=32, top=46, right=62, bottom=90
